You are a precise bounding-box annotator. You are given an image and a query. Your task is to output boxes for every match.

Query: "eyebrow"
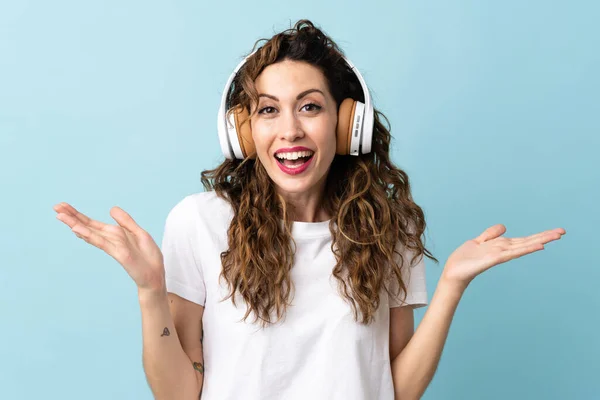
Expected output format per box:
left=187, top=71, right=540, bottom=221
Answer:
left=258, top=88, right=324, bottom=101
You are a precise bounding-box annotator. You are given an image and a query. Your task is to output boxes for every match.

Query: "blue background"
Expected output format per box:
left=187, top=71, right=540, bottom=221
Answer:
left=1, top=0, right=597, bottom=399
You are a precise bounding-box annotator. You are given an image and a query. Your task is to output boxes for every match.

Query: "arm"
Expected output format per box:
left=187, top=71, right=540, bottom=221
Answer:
left=391, top=224, right=565, bottom=399
left=391, top=278, right=464, bottom=400
left=139, top=285, right=204, bottom=400
left=389, top=305, right=415, bottom=362
left=53, top=201, right=209, bottom=398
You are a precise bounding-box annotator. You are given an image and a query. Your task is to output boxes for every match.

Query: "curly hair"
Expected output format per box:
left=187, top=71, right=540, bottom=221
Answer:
left=201, top=19, right=438, bottom=328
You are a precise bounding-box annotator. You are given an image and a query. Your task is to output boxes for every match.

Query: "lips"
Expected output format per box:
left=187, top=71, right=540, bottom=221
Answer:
left=275, top=154, right=314, bottom=175
left=272, top=143, right=318, bottom=177
left=274, top=146, right=314, bottom=156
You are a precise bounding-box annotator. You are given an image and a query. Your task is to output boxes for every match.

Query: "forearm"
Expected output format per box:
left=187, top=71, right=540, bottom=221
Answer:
left=391, top=277, right=465, bottom=400
left=138, top=286, right=201, bottom=400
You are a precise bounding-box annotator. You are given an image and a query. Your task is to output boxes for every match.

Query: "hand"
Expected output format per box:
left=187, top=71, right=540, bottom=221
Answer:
left=54, top=202, right=166, bottom=292
left=441, top=224, right=566, bottom=290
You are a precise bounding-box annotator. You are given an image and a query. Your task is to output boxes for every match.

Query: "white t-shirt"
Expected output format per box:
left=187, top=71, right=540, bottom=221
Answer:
left=161, top=191, right=428, bottom=400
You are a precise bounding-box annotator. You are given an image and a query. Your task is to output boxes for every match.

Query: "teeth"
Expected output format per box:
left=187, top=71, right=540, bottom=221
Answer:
left=275, top=150, right=314, bottom=160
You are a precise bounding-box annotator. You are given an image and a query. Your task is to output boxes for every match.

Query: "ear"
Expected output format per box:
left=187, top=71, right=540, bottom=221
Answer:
left=233, top=105, right=256, bottom=159
left=336, top=98, right=356, bottom=155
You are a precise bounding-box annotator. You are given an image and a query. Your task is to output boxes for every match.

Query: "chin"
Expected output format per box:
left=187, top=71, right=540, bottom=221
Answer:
left=260, top=153, right=330, bottom=195
left=274, top=179, right=314, bottom=194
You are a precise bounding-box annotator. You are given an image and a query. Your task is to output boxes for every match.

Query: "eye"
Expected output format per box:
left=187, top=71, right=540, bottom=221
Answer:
left=258, top=106, right=276, bottom=114
left=301, top=103, right=322, bottom=112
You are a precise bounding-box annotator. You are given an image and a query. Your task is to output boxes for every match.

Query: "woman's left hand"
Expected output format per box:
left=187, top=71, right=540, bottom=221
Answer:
left=441, top=224, right=566, bottom=291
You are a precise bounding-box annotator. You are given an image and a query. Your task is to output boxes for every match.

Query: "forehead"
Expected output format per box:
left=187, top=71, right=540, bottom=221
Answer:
left=254, top=60, right=328, bottom=93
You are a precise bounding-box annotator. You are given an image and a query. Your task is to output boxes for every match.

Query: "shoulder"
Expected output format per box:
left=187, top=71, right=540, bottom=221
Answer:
left=166, top=190, right=233, bottom=229
left=169, top=190, right=231, bottom=215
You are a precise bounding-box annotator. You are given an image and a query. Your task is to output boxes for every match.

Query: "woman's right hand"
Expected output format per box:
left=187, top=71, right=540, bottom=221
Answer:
left=54, top=202, right=166, bottom=292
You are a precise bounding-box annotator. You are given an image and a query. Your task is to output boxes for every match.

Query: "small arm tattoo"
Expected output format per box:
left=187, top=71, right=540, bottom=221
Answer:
left=160, top=327, right=170, bottom=337
left=193, top=361, right=204, bottom=374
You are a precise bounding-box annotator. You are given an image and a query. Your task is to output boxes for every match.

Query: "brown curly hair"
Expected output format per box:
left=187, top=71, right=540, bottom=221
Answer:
left=201, top=19, right=438, bottom=328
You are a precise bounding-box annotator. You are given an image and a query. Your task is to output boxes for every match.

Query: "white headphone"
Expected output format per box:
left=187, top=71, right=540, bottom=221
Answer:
left=217, top=50, right=374, bottom=160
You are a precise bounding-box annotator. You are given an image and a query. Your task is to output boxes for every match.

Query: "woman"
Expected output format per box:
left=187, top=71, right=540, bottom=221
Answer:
left=54, top=20, right=565, bottom=400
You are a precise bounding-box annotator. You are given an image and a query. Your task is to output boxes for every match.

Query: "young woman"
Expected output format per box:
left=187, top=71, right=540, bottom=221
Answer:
left=54, top=20, right=565, bottom=400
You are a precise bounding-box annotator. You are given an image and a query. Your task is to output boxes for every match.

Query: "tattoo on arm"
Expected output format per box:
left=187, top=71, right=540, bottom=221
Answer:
left=160, top=327, right=170, bottom=337
left=193, top=361, right=204, bottom=374
left=198, top=325, right=205, bottom=398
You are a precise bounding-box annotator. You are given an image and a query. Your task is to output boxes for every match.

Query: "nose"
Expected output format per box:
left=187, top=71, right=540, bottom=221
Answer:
left=278, top=109, right=304, bottom=142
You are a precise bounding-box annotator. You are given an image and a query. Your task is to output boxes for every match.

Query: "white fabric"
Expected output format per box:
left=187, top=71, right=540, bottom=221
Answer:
left=161, top=191, right=428, bottom=400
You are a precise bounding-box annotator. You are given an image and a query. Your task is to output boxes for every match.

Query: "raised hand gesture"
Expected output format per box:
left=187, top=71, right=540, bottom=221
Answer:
left=441, top=224, right=566, bottom=290
left=54, top=202, right=165, bottom=292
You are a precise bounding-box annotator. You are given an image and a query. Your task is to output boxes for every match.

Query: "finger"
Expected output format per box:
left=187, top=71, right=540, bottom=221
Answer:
left=509, top=228, right=566, bottom=244
left=54, top=203, right=106, bottom=231
left=510, top=231, right=563, bottom=248
left=517, top=231, right=562, bottom=246
left=57, top=212, right=101, bottom=239
left=58, top=212, right=126, bottom=247
left=501, top=229, right=563, bottom=259
left=72, top=224, right=117, bottom=254
left=475, top=224, right=507, bottom=244
left=110, top=206, right=144, bottom=237
left=56, top=212, right=88, bottom=230
left=497, top=242, right=545, bottom=264
left=54, top=202, right=80, bottom=216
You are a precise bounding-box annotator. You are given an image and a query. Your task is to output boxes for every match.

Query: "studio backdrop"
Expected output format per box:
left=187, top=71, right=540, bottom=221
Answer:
left=0, top=1, right=598, bottom=399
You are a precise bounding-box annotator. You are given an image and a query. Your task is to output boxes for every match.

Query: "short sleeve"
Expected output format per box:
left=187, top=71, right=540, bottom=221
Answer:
left=388, top=244, right=428, bottom=309
left=161, top=196, right=206, bottom=306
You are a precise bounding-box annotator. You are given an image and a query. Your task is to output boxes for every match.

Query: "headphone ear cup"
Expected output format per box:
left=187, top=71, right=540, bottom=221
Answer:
left=336, top=98, right=356, bottom=155
left=232, top=105, right=256, bottom=159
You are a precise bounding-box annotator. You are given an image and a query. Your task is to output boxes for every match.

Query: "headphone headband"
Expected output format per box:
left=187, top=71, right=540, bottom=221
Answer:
left=217, top=49, right=374, bottom=159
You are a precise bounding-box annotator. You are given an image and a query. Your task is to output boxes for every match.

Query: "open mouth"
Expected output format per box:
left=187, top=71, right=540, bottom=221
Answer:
left=274, top=150, right=314, bottom=168
left=274, top=150, right=315, bottom=175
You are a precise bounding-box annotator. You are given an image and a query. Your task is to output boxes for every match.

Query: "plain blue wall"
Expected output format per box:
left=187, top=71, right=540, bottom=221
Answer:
left=1, top=0, right=598, bottom=399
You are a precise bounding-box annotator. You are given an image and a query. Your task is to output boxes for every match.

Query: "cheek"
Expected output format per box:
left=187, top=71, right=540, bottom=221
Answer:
left=316, top=118, right=338, bottom=154
left=250, top=123, right=270, bottom=154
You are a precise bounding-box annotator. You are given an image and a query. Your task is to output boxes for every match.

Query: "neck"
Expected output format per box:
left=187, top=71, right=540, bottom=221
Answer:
left=277, top=185, right=331, bottom=223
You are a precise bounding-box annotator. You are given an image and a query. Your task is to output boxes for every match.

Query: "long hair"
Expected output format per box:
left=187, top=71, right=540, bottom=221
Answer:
left=201, top=19, right=438, bottom=328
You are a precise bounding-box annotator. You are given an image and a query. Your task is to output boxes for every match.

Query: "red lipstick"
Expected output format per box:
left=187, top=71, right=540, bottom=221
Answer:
left=274, top=146, right=313, bottom=155
left=274, top=146, right=315, bottom=176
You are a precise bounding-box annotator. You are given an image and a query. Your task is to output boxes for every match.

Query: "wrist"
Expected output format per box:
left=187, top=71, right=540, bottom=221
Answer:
left=137, top=283, right=167, bottom=304
left=439, top=272, right=470, bottom=296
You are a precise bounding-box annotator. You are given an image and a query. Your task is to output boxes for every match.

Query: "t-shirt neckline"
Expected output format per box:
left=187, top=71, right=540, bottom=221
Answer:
left=289, top=219, right=333, bottom=239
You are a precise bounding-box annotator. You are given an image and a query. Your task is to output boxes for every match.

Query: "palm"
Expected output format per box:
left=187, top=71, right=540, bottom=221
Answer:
left=54, top=202, right=165, bottom=290
left=442, top=224, right=566, bottom=287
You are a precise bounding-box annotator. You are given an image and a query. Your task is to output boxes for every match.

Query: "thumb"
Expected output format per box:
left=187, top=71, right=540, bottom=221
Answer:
left=110, top=206, right=144, bottom=236
left=474, top=224, right=506, bottom=244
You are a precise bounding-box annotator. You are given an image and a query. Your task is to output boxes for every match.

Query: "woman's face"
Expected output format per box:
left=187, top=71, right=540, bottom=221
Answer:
left=250, top=59, right=338, bottom=201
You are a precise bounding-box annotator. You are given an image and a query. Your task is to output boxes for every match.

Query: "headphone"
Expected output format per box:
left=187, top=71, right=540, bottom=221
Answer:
left=217, top=50, right=374, bottom=160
